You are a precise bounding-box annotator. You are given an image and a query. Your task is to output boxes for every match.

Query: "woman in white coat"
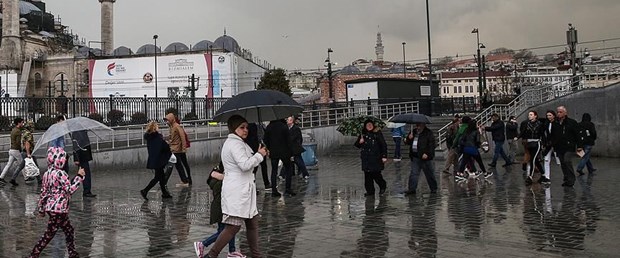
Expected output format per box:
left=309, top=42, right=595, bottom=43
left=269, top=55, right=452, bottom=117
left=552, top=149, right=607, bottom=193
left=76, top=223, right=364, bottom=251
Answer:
left=206, top=115, right=267, bottom=258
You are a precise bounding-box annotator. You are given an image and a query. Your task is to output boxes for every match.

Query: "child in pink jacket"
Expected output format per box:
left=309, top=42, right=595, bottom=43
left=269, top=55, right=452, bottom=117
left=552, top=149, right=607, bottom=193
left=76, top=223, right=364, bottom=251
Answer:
left=29, top=147, right=85, bottom=258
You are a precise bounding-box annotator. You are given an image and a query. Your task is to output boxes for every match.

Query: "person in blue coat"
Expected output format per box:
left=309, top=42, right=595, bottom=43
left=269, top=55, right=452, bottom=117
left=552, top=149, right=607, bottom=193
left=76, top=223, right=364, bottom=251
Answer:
left=141, top=121, right=173, bottom=199
left=391, top=125, right=406, bottom=161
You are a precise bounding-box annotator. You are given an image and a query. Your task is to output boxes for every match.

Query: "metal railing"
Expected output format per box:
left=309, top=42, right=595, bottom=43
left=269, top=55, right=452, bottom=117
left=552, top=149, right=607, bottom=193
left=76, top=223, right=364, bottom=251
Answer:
left=0, top=100, right=419, bottom=156
left=436, top=75, right=584, bottom=149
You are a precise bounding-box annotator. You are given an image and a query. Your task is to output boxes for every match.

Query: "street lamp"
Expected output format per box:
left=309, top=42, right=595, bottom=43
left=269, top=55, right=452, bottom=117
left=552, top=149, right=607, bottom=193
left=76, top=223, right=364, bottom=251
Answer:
left=153, top=34, right=159, bottom=116
left=425, top=0, right=433, bottom=115
left=326, top=48, right=334, bottom=100
left=472, top=28, right=486, bottom=107
left=402, top=42, right=406, bottom=77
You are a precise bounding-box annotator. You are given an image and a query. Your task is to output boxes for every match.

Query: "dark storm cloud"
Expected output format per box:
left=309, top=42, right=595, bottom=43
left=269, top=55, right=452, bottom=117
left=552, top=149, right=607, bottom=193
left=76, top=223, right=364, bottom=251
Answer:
left=48, top=0, right=620, bottom=69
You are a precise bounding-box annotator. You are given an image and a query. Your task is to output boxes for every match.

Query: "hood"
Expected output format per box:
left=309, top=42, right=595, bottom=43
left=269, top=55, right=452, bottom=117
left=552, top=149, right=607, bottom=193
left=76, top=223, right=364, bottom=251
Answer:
left=581, top=113, right=591, bottom=122
left=47, top=147, right=67, bottom=170
left=362, top=119, right=376, bottom=133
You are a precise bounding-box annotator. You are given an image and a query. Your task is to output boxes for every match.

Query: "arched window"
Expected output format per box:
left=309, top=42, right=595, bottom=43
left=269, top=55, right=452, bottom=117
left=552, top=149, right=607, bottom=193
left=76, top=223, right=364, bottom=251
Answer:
left=54, top=73, right=69, bottom=96
left=34, top=73, right=42, bottom=89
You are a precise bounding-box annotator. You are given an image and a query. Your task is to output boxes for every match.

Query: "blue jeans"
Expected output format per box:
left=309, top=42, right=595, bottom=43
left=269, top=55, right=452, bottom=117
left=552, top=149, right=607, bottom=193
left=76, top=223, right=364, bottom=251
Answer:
left=202, top=222, right=236, bottom=252
left=491, top=140, right=511, bottom=165
left=393, top=137, right=402, bottom=158
left=576, top=145, right=595, bottom=172
left=408, top=157, right=437, bottom=192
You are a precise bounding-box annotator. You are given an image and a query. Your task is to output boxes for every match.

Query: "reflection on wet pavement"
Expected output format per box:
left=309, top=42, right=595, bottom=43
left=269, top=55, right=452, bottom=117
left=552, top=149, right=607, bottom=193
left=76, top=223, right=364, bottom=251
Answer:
left=0, top=154, right=618, bottom=257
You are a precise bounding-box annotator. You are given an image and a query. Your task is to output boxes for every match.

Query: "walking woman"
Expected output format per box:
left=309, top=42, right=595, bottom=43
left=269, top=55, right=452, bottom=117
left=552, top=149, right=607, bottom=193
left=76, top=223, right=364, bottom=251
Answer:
left=141, top=121, right=173, bottom=200
left=29, top=147, right=85, bottom=258
left=205, top=115, right=267, bottom=258
left=519, top=111, right=545, bottom=185
left=354, top=119, right=388, bottom=197
left=457, top=119, right=488, bottom=178
left=542, top=110, right=559, bottom=185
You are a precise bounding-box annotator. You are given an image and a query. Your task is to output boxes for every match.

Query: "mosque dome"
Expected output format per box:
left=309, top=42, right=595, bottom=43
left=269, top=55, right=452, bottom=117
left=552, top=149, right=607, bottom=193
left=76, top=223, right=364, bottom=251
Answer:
left=136, top=44, right=161, bottom=55
left=213, top=35, right=240, bottom=53
left=20, top=1, right=42, bottom=15
left=366, top=65, right=382, bottom=73
left=113, top=46, right=133, bottom=56
left=164, top=42, right=189, bottom=53
left=192, top=40, right=214, bottom=51
left=341, top=65, right=360, bottom=74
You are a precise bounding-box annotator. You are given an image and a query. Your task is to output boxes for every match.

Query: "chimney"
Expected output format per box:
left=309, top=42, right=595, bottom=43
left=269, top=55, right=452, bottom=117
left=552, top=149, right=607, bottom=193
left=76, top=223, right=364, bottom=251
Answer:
left=99, top=0, right=116, bottom=55
left=0, top=0, right=23, bottom=69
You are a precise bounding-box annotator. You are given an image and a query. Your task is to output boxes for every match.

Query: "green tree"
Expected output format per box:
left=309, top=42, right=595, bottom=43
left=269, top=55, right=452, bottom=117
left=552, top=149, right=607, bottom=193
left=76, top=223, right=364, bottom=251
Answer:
left=488, top=47, right=515, bottom=56
left=256, top=68, right=292, bottom=96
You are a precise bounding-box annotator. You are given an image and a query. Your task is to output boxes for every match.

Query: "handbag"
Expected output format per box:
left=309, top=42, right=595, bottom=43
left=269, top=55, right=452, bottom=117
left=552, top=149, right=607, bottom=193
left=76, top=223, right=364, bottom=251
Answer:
left=22, top=157, right=40, bottom=180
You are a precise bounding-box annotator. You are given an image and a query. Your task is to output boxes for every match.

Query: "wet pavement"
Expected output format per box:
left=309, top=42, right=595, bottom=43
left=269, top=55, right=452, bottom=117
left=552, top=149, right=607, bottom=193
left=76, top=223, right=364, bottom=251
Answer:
left=0, top=150, right=618, bottom=257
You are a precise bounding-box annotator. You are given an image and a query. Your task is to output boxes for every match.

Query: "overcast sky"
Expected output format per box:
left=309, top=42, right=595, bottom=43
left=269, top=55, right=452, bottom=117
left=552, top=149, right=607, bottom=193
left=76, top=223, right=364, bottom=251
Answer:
left=48, top=0, right=620, bottom=70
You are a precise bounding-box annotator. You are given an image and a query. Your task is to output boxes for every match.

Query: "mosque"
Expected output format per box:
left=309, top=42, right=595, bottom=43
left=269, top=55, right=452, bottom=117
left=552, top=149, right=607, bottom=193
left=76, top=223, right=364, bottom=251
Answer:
left=0, top=0, right=269, bottom=99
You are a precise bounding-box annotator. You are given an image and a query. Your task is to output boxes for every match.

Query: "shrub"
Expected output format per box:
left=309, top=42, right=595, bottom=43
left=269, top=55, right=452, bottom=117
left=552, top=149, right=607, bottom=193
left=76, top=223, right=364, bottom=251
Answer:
left=0, top=116, right=10, bottom=131
left=183, top=112, right=198, bottom=122
left=107, top=109, right=124, bottom=126
left=88, top=113, right=104, bottom=123
left=131, top=112, right=148, bottom=125
left=35, top=116, right=55, bottom=130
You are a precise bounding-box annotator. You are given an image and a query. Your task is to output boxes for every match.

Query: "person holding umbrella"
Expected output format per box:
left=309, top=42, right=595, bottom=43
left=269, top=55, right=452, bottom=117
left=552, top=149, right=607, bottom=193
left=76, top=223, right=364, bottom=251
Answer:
left=72, top=130, right=97, bottom=197
left=404, top=122, right=437, bottom=195
left=204, top=115, right=267, bottom=258
left=264, top=119, right=296, bottom=196
left=354, top=119, right=388, bottom=197
left=141, top=121, right=173, bottom=200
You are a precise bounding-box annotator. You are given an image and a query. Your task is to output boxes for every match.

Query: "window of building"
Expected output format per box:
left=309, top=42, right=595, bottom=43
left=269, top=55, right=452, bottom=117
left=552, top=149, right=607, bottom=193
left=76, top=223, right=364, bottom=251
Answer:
left=458, top=86, right=462, bottom=93
left=453, top=86, right=457, bottom=93
left=34, top=73, right=42, bottom=89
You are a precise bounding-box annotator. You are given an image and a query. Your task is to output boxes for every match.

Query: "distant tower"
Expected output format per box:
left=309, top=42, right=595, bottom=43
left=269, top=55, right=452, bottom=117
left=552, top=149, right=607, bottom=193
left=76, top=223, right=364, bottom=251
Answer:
left=99, top=0, right=116, bottom=55
left=0, top=0, right=23, bottom=69
left=375, top=29, right=384, bottom=62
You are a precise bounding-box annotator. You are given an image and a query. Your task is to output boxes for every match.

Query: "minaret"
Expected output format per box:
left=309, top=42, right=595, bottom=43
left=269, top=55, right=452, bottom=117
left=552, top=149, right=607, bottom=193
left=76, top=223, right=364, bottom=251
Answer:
left=375, top=29, right=384, bottom=63
left=0, top=0, right=23, bottom=69
left=99, top=0, right=116, bottom=55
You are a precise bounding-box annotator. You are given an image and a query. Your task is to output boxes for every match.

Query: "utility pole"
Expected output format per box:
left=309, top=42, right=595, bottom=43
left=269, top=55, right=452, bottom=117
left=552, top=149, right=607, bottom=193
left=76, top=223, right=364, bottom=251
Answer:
left=567, top=24, right=578, bottom=90
left=482, top=55, right=487, bottom=103
left=187, top=73, right=199, bottom=114
left=48, top=81, right=53, bottom=98
left=326, top=48, right=334, bottom=101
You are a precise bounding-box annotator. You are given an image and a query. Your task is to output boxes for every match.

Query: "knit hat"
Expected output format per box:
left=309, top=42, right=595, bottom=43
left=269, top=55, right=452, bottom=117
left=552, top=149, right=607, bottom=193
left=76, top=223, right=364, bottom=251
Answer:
left=227, top=115, right=248, bottom=133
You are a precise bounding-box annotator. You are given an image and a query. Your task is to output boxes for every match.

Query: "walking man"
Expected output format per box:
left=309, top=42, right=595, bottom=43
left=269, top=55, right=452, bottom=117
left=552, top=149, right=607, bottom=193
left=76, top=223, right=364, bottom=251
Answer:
left=287, top=116, right=309, bottom=179
left=166, top=113, right=190, bottom=186
left=442, top=115, right=460, bottom=174
left=391, top=125, right=405, bottom=161
left=0, top=118, right=25, bottom=186
left=264, top=119, right=295, bottom=196
left=485, top=113, right=513, bottom=168
left=72, top=130, right=97, bottom=197
left=505, top=116, right=519, bottom=163
left=404, top=122, right=437, bottom=195
left=576, top=113, right=596, bottom=175
left=554, top=106, right=583, bottom=187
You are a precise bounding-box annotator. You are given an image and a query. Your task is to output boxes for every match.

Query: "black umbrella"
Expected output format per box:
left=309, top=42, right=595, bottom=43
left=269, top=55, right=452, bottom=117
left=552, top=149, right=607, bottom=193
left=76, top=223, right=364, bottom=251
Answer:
left=388, top=113, right=432, bottom=124
left=213, top=90, right=304, bottom=122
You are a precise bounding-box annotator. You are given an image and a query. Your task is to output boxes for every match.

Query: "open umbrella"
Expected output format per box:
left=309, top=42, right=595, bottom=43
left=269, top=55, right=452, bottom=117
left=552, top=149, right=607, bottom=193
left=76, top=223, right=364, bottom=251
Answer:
left=388, top=113, right=432, bottom=124
left=32, top=117, right=113, bottom=153
left=213, top=90, right=304, bottom=122
left=386, top=122, right=406, bottom=128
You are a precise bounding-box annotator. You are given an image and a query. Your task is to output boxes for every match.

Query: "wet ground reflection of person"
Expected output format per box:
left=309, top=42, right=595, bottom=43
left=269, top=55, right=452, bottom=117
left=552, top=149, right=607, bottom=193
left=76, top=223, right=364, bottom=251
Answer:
left=171, top=187, right=191, bottom=244
left=447, top=185, right=484, bottom=240
left=577, top=175, right=600, bottom=241
left=522, top=185, right=554, bottom=251
left=75, top=198, right=95, bottom=257
left=141, top=200, right=174, bottom=256
left=549, top=188, right=585, bottom=251
left=409, top=195, right=439, bottom=257
left=341, top=196, right=389, bottom=257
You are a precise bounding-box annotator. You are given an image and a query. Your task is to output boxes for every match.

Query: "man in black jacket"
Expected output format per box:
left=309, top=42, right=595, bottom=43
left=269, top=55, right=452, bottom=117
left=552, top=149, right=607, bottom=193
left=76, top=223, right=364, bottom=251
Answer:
left=287, top=116, right=309, bottom=179
left=72, top=130, right=97, bottom=197
left=264, top=119, right=295, bottom=196
left=505, top=116, right=519, bottom=163
left=554, top=106, right=583, bottom=187
left=246, top=123, right=271, bottom=189
left=484, top=113, right=513, bottom=168
left=403, top=123, right=437, bottom=195
left=576, top=113, right=597, bottom=175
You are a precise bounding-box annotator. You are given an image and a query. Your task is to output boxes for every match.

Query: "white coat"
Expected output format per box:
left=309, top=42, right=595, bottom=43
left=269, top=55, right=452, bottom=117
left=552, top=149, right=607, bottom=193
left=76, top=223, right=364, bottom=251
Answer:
left=221, top=133, right=264, bottom=219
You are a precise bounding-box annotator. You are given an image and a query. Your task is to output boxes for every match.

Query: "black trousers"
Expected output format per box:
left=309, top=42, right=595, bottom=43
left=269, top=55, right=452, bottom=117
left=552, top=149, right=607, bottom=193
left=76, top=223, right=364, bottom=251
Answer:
left=363, top=170, right=386, bottom=194
left=173, top=153, right=191, bottom=183
left=144, top=166, right=170, bottom=195
left=253, top=158, right=270, bottom=187
left=271, top=158, right=293, bottom=192
left=557, top=150, right=576, bottom=186
left=526, top=142, right=544, bottom=177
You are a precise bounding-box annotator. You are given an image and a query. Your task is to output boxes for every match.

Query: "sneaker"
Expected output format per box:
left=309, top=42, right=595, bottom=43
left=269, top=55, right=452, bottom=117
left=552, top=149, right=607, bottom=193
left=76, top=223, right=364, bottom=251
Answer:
left=194, top=241, right=204, bottom=257
left=227, top=251, right=247, bottom=258
left=484, top=171, right=493, bottom=178
left=393, top=158, right=401, bottom=162
left=176, top=183, right=189, bottom=187
left=264, top=187, right=272, bottom=192
left=303, top=175, right=310, bottom=180
left=140, top=189, right=148, bottom=200
left=539, top=176, right=551, bottom=185
left=9, top=179, right=18, bottom=186
left=576, top=170, right=584, bottom=176
left=278, top=175, right=285, bottom=181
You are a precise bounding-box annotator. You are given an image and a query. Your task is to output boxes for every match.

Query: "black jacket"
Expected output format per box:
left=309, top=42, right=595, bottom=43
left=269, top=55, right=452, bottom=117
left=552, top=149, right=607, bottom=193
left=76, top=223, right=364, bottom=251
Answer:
left=404, top=127, right=436, bottom=160
left=484, top=120, right=506, bottom=142
left=72, top=130, right=93, bottom=163
left=519, top=119, right=545, bottom=141
left=543, top=120, right=560, bottom=148
left=554, top=117, right=583, bottom=152
left=289, top=124, right=305, bottom=155
left=145, top=132, right=172, bottom=169
left=505, top=121, right=519, bottom=139
left=579, top=121, right=596, bottom=146
left=264, top=120, right=293, bottom=159
left=354, top=130, right=387, bottom=171
left=246, top=123, right=260, bottom=152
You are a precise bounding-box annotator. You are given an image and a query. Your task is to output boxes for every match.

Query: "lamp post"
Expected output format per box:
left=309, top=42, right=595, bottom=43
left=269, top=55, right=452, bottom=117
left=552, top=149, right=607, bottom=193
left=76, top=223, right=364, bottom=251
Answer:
left=425, top=0, right=433, bottom=115
left=402, top=42, right=406, bottom=77
left=153, top=35, right=159, bottom=116
left=472, top=28, right=486, bottom=108
left=326, top=48, right=334, bottom=100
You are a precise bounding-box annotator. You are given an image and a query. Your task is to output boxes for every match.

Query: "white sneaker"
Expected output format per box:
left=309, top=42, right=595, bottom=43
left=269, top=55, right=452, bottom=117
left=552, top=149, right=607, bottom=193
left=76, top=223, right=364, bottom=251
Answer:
left=193, top=242, right=204, bottom=257
left=227, top=251, right=247, bottom=258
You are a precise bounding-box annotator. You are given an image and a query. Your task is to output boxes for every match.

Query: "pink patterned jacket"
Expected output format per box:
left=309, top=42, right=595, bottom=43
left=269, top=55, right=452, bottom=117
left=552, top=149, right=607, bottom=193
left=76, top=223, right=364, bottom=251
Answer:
left=37, top=147, right=84, bottom=214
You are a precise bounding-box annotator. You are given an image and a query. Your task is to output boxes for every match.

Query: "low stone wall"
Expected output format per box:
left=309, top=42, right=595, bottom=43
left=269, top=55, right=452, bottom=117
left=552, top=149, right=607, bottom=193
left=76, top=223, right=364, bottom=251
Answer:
left=89, top=125, right=350, bottom=170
